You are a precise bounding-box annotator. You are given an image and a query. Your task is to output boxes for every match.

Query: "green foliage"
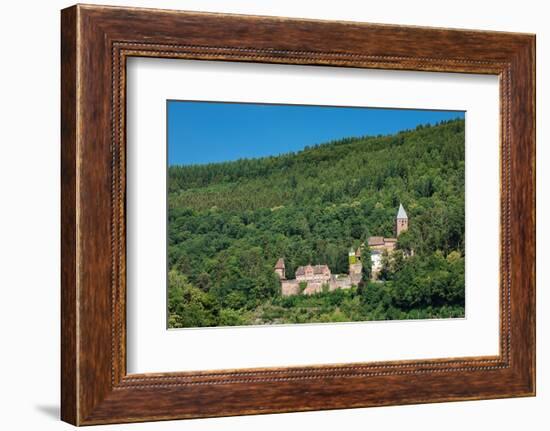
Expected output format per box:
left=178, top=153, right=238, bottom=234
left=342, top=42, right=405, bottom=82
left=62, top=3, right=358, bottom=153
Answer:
left=385, top=251, right=465, bottom=310
left=258, top=285, right=464, bottom=324
left=167, top=119, right=466, bottom=327
left=168, top=270, right=218, bottom=328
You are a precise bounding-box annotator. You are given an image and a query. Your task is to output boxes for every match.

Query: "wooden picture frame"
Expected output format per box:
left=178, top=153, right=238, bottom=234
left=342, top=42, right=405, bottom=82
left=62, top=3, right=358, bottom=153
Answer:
left=61, top=4, right=535, bottom=425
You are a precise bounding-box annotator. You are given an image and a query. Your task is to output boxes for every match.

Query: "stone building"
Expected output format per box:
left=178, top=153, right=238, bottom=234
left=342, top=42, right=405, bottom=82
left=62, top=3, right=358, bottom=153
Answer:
left=274, top=258, right=285, bottom=279
left=295, top=264, right=331, bottom=282
left=395, top=203, right=409, bottom=236
left=276, top=252, right=361, bottom=297
left=367, top=203, right=409, bottom=279
left=275, top=204, right=409, bottom=295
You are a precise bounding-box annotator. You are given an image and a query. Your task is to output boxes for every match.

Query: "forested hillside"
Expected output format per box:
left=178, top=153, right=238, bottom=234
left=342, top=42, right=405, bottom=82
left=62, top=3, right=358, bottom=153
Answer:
left=168, top=118, right=466, bottom=328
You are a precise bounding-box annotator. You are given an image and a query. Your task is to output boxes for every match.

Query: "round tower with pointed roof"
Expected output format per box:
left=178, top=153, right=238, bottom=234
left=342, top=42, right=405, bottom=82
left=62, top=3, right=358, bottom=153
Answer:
left=274, top=258, right=286, bottom=279
left=395, top=203, right=409, bottom=236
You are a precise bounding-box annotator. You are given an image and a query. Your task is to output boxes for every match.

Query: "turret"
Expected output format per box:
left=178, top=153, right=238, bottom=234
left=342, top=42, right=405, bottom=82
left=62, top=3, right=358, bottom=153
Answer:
left=274, top=258, right=286, bottom=279
left=395, top=203, right=408, bottom=236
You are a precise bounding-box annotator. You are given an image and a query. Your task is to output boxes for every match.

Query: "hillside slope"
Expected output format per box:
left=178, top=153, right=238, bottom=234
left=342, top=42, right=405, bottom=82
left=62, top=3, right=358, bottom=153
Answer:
left=168, top=118, right=465, bottom=327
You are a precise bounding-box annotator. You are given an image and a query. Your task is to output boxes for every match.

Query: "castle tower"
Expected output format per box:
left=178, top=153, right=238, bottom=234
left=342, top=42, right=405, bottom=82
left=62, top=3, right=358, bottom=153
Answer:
left=395, top=203, right=408, bottom=236
left=274, top=258, right=286, bottom=279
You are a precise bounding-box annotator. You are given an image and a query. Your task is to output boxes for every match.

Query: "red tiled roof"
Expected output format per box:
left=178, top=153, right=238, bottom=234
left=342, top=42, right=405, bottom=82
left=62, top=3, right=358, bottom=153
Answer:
left=367, top=236, right=385, bottom=246
left=295, top=264, right=330, bottom=276
left=275, top=258, right=285, bottom=269
left=313, top=265, right=330, bottom=274
left=367, top=236, right=398, bottom=246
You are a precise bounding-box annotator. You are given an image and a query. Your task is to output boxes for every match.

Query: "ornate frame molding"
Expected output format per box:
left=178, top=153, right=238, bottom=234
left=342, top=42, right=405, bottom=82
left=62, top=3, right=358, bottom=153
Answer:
left=61, top=5, right=535, bottom=425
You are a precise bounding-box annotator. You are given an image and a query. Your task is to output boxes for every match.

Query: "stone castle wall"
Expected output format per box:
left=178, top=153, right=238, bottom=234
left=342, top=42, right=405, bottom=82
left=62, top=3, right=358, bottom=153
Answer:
left=280, top=262, right=361, bottom=297
left=278, top=205, right=408, bottom=295
left=281, top=280, right=300, bottom=296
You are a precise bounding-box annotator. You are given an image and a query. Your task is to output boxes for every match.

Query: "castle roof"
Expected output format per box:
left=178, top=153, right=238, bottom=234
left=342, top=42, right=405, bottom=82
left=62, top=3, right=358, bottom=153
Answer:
left=367, top=236, right=397, bottom=246
left=367, top=236, right=385, bottom=246
left=397, top=203, right=408, bottom=219
left=275, top=258, right=285, bottom=269
left=295, top=264, right=330, bottom=276
left=313, top=265, right=330, bottom=274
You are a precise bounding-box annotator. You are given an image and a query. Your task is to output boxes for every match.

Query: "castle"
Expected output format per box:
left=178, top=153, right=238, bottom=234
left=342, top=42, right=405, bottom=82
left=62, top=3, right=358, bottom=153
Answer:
left=369, top=203, right=408, bottom=279
left=275, top=204, right=408, bottom=296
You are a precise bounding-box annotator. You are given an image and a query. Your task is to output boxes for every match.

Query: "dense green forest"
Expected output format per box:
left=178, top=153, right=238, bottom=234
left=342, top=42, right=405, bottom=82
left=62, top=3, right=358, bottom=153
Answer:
left=168, top=118, right=465, bottom=328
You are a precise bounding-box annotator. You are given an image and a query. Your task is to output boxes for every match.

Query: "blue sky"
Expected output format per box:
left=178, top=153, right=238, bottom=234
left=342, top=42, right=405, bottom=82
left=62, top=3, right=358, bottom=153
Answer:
left=167, top=101, right=464, bottom=166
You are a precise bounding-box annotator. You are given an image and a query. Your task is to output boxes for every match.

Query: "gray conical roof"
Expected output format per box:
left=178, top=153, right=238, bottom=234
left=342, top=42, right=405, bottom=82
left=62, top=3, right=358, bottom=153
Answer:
left=396, top=203, right=408, bottom=219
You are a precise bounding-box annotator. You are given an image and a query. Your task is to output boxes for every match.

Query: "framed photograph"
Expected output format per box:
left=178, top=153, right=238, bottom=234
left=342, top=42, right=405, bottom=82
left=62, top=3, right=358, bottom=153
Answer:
left=61, top=4, right=535, bottom=425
